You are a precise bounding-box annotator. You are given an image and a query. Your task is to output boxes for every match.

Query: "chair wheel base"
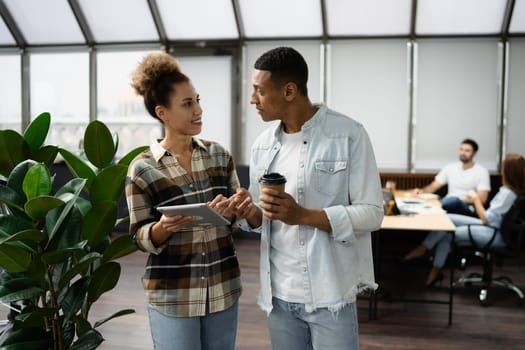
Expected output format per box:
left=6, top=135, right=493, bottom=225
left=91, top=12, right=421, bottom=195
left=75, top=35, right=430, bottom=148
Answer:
left=479, top=289, right=494, bottom=306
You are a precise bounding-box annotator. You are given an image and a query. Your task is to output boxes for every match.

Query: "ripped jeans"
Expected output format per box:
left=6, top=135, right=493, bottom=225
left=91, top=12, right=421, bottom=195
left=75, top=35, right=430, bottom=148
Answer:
left=268, top=297, right=359, bottom=350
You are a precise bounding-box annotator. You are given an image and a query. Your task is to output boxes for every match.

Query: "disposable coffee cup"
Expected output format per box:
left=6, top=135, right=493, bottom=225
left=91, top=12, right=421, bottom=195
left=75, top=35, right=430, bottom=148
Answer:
left=259, top=173, right=286, bottom=220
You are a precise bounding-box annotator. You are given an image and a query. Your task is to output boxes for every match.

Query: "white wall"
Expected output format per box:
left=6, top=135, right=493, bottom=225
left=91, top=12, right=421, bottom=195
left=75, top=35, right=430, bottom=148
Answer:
left=179, top=56, right=233, bottom=152
left=0, top=54, right=21, bottom=132
left=327, top=40, right=410, bottom=170
left=413, top=38, right=500, bottom=171
left=506, top=38, right=525, bottom=157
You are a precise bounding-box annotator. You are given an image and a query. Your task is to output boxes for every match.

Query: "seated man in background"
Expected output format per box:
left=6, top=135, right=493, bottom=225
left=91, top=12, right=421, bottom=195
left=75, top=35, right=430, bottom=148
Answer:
left=414, top=138, right=490, bottom=217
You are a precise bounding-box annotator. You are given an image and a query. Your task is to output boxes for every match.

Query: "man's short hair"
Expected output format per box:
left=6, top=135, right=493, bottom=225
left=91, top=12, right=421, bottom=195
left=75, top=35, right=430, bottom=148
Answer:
left=254, top=47, right=309, bottom=96
left=461, top=138, right=479, bottom=152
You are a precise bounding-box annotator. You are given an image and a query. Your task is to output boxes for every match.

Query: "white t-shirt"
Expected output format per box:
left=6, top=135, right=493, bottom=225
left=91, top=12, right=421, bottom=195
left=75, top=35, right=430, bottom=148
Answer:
left=269, top=130, right=304, bottom=302
left=435, top=162, right=490, bottom=200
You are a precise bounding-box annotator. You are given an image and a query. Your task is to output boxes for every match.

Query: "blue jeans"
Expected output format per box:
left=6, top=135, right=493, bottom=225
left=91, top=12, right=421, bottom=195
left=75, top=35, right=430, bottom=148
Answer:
left=423, top=214, right=507, bottom=268
left=440, top=196, right=477, bottom=217
left=147, top=301, right=238, bottom=350
left=268, top=297, right=359, bottom=350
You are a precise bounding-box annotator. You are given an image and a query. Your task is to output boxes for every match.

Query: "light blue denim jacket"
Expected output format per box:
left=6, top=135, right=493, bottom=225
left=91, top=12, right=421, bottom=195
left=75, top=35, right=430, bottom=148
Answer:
left=248, top=104, right=384, bottom=314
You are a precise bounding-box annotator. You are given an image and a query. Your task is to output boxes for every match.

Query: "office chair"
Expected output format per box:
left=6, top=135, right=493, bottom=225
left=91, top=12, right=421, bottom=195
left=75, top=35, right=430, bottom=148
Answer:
left=455, top=195, right=525, bottom=306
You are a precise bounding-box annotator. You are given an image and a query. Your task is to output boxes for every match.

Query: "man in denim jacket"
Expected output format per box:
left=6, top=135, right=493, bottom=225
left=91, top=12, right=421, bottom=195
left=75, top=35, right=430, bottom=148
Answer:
left=234, top=47, right=384, bottom=350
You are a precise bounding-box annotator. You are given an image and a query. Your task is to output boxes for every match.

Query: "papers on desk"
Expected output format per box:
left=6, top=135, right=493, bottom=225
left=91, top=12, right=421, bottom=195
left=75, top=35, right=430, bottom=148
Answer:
left=395, top=198, right=445, bottom=215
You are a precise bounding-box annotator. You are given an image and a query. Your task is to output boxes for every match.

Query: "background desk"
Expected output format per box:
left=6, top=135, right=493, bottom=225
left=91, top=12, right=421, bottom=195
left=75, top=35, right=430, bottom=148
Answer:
left=381, top=213, right=456, bottom=232
left=373, top=194, right=456, bottom=325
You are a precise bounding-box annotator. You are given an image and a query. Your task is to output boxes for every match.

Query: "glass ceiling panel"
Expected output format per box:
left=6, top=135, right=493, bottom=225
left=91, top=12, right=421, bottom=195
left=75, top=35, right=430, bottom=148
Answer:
left=4, top=0, right=84, bottom=44
left=157, top=0, right=238, bottom=40
left=0, top=17, right=15, bottom=45
left=238, top=0, right=322, bottom=38
left=325, top=0, right=411, bottom=36
left=417, top=0, right=507, bottom=35
left=78, top=0, right=158, bottom=42
left=510, top=0, right=525, bottom=33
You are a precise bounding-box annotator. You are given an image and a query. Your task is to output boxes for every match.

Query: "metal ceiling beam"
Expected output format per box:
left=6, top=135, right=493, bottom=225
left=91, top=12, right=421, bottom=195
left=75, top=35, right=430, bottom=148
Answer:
left=0, top=0, right=26, bottom=48
left=68, top=0, right=95, bottom=46
left=501, top=0, right=516, bottom=41
left=147, top=0, right=168, bottom=50
left=320, top=0, right=328, bottom=42
left=410, top=0, right=418, bottom=40
left=231, top=0, right=245, bottom=44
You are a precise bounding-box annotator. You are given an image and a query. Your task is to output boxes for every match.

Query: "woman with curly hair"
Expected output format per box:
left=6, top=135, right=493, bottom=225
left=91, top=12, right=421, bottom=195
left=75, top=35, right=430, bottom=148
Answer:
left=404, top=153, right=525, bottom=286
left=126, top=52, right=246, bottom=349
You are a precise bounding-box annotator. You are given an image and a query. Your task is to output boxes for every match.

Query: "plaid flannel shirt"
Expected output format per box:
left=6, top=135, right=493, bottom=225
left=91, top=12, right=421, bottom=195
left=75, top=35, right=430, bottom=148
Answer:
left=126, top=138, right=242, bottom=317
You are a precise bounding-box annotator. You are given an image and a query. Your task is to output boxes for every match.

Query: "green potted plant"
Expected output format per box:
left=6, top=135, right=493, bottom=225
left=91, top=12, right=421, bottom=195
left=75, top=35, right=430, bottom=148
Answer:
left=0, top=112, right=147, bottom=349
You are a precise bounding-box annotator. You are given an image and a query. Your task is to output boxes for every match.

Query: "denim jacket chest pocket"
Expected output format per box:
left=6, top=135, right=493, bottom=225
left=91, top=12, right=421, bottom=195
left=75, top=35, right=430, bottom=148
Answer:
left=314, top=160, right=348, bottom=196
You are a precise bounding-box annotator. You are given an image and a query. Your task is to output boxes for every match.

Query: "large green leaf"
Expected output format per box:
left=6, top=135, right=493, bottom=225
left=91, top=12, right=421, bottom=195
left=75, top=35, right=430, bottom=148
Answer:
left=55, top=177, right=88, bottom=198
left=69, top=329, right=104, bottom=350
left=41, top=240, right=87, bottom=265
left=102, top=234, right=137, bottom=262
left=115, top=216, right=129, bottom=227
left=6, top=159, right=38, bottom=198
left=0, top=129, right=30, bottom=177
left=74, top=316, right=92, bottom=337
left=91, top=236, right=111, bottom=255
left=58, top=252, right=101, bottom=290
left=14, top=306, right=56, bottom=328
left=75, top=197, right=92, bottom=216
left=24, top=196, right=64, bottom=220
left=0, top=225, right=38, bottom=253
left=22, top=163, right=52, bottom=200
left=59, top=148, right=96, bottom=191
left=0, top=244, right=32, bottom=272
left=23, top=112, right=50, bottom=154
left=87, top=261, right=120, bottom=303
left=84, top=120, right=116, bottom=169
left=0, top=228, right=44, bottom=253
left=0, top=216, right=32, bottom=235
left=94, top=308, right=135, bottom=328
left=25, top=256, right=47, bottom=288
left=117, top=145, right=149, bottom=166
left=0, top=327, right=52, bottom=349
left=62, top=318, right=76, bottom=349
left=45, top=178, right=86, bottom=243
left=89, top=164, right=127, bottom=204
left=0, top=183, right=26, bottom=210
left=0, top=276, right=44, bottom=303
left=81, top=201, right=118, bottom=246
left=0, top=229, right=43, bottom=245
left=59, top=277, right=89, bottom=322
left=32, top=145, right=59, bottom=168
left=46, top=204, right=83, bottom=252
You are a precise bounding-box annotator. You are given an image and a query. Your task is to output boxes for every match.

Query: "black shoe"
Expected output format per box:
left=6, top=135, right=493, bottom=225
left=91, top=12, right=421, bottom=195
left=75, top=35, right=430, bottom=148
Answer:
left=425, top=272, right=444, bottom=287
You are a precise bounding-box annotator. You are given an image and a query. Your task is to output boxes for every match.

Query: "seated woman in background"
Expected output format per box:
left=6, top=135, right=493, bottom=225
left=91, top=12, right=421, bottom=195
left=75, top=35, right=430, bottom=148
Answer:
left=404, top=153, right=525, bottom=286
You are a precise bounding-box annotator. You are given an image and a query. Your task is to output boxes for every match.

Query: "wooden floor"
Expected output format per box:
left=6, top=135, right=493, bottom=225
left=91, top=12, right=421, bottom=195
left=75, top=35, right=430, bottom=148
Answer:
left=86, top=237, right=525, bottom=350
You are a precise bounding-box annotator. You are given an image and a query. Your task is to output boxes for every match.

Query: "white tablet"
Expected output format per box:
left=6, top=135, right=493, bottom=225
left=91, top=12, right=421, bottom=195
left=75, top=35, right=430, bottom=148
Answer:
left=156, top=203, right=231, bottom=227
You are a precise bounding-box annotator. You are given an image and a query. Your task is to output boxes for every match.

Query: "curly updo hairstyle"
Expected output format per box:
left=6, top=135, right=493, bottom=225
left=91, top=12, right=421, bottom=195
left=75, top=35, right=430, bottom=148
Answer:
left=131, top=52, right=189, bottom=122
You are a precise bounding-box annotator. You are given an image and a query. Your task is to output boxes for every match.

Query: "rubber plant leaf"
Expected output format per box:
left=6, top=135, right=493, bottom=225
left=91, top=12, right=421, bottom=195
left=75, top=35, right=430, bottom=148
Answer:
left=117, top=145, right=149, bottom=166
left=22, top=163, right=52, bottom=201
left=83, top=120, right=116, bottom=169
left=23, top=112, right=51, bottom=154
left=89, top=165, right=127, bottom=204
left=59, top=148, right=96, bottom=192
left=87, top=261, right=120, bottom=303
